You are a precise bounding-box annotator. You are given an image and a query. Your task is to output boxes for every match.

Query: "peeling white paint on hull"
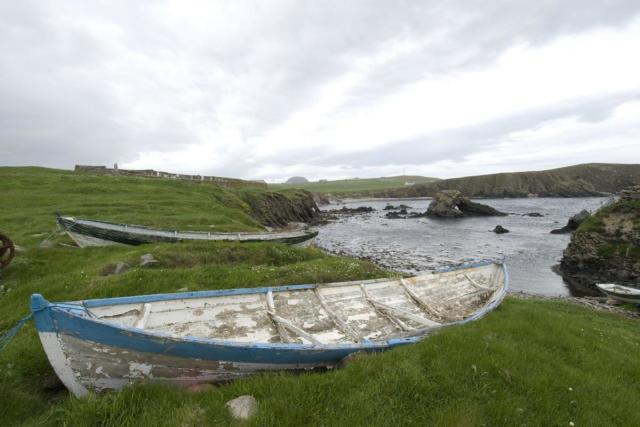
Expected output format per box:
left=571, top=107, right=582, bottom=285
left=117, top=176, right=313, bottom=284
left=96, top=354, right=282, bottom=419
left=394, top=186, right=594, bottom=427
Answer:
left=32, top=260, right=508, bottom=397
left=54, top=333, right=329, bottom=394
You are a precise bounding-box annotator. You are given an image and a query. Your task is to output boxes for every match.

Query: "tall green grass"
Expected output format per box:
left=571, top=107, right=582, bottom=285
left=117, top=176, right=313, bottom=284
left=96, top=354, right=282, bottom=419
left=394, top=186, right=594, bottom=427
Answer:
left=0, top=167, right=638, bottom=426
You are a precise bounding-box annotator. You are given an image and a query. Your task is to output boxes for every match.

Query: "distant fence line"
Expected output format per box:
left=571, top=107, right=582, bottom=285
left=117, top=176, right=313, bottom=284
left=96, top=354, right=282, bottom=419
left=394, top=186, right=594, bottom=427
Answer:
left=74, top=165, right=267, bottom=189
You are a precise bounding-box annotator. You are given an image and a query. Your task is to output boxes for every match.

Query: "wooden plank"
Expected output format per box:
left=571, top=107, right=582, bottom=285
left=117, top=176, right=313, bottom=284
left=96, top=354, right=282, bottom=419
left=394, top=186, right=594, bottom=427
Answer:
left=266, top=311, right=323, bottom=345
left=133, top=303, right=152, bottom=329
left=361, top=284, right=440, bottom=329
left=399, top=278, right=445, bottom=320
left=463, top=273, right=494, bottom=292
left=360, top=284, right=411, bottom=331
left=266, top=290, right=292, bottom=343
left=313, top=288, right=361, bottom=342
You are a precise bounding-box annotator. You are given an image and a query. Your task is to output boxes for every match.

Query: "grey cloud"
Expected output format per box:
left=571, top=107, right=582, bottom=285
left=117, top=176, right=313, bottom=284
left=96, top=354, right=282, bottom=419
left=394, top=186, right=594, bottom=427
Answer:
left=258, top=91, right=640, bottom=172
left=1, top=1, right=640, bottom=176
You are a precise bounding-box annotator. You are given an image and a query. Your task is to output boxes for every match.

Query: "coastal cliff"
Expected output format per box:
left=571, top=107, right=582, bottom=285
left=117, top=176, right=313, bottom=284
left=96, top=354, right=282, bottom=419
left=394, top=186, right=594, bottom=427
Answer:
left=240, top=189, right=320, bottom=227
left=370, top=163, right=640, bottom=198
left=560, top=186, right=640, bottom=288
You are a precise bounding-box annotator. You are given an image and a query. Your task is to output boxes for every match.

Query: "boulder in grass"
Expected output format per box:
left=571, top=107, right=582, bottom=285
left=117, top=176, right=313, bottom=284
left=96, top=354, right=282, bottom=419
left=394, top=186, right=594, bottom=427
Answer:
left=226, top=395, right=258, bottom=420
left=140, top=253, right=158, bottom=267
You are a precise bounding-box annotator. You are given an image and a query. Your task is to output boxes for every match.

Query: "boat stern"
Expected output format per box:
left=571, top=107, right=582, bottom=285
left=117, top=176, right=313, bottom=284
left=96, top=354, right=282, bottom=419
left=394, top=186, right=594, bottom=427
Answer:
left=30, top=294, right=90, bottom=397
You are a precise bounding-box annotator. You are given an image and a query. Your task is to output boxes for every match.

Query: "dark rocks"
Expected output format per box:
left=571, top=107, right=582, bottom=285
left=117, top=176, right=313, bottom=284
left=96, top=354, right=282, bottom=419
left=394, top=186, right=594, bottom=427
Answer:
left=560, top=191, right=640, bottom=290
left=550, top=210, right=590, bottom=234
left=242, top=190, right=320, bottom=227
left=523, top=212, right=544, bottom=217
left=326, top=206, right=374, bottom=215
left=492, top=225, right=510, bottom=234
left=426, top=190, right=507, bottom=218
left=385, top=211, right=404, bottom=219
left=384, top=204, right=411, bottom=210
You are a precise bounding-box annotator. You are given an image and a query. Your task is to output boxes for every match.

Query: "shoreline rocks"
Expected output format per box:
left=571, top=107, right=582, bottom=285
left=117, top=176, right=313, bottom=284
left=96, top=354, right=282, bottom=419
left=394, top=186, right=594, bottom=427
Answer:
left=550, top=210, right=590, bottom=234
left=426, top=190, right=507, bottom=218
left=492, top=225, right=509, bottom=234
left=559, top=186, right=640, bottom=290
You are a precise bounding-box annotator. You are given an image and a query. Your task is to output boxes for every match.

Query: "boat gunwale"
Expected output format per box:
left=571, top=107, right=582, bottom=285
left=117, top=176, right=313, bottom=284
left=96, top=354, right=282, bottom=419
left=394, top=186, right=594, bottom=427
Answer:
left=33, top=260, right=508, bottom=351
left=59, top=215, right=317, bottom=239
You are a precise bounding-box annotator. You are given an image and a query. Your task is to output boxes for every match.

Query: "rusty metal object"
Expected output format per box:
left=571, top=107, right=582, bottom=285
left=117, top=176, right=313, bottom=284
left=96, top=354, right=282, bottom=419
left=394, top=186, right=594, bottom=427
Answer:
left=0, top=233, right=15, bottom=269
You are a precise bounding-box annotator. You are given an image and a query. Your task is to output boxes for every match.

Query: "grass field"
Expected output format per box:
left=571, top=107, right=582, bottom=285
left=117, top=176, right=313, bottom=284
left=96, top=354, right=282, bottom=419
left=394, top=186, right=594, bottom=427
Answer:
left=1, top=167, right=639, bottom=426
left=269, top=175, right=439, bottom=197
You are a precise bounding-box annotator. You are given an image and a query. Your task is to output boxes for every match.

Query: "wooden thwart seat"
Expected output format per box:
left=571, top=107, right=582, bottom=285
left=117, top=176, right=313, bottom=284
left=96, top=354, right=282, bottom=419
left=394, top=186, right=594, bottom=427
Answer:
left=266, top=290, right=322, bottom=345
left=360, top=284, right=440, bottom=331
left=314, top=288, right=362, bottom=342
left=399, top=278, right=445, bottom=320
left=134, top=303, right=152, bottom=329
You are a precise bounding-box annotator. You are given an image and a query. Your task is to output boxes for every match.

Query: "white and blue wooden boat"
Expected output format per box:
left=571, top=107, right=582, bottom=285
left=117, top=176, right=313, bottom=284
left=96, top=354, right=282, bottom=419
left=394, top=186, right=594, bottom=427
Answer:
left=56, top=214, right=318, bottom=248
left=596, top=283, right=640, bottom=304
left=32, top=261, right=507, bottom=397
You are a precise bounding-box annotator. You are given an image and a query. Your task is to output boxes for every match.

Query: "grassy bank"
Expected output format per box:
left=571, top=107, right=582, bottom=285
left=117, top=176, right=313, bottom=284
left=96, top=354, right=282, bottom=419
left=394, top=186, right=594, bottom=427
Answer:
left=269, top=175, right=439, bottom=197
left=1, top=167, right=639, bottom=426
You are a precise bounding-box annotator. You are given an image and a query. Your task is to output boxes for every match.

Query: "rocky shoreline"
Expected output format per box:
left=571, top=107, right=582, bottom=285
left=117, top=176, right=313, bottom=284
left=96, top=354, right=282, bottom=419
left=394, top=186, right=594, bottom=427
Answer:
left=510, top=291, right=639, bottom=319
left=560, top=186, right=640, bottom=290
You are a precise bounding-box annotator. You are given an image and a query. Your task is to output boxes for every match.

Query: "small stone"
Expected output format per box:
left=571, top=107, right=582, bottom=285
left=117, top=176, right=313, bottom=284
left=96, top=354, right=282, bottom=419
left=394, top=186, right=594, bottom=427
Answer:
left=39, top=240, right=54, bottom=249
left=114, top=262, right=130, bottom=275
left=140, top=253, right=158, bottom=267
left=606, top=298, right=623, bottom=306
left=226, top=395, right=258, bottom=420
left=13, top=245, right=26, bottom=253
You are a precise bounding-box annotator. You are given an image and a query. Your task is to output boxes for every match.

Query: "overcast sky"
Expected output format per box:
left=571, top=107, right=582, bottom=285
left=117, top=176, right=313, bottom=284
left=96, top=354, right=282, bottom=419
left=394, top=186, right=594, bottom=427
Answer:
left=1, top=1, right=639, bottom=182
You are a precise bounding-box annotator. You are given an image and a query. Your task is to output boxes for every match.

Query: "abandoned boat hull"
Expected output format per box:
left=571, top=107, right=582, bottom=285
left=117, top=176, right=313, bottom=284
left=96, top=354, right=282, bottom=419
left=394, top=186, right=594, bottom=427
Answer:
left=32, top=261, right=508, bottom=397
left=57, top=215, right=318, bottom=247
left=596, top=283, right=640, bottom=304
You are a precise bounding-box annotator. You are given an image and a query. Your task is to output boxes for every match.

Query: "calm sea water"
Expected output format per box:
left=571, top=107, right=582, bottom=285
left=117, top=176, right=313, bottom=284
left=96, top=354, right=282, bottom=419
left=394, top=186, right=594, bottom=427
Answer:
left=316, top=197, right=609, bottom=296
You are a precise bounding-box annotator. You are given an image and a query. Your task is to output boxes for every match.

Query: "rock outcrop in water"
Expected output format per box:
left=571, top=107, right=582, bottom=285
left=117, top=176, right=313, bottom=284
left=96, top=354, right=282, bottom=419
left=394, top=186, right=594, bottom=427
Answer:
left=426, top=190, right=507, bottom=218
left=550, top=210, right=590, bottom=234
left=560, top=186, right=640, bottom=289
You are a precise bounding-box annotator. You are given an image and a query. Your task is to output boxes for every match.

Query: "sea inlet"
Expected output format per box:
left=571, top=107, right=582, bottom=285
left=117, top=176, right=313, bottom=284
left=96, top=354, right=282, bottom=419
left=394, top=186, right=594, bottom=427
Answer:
left=316, top=197, right=609, bottom=296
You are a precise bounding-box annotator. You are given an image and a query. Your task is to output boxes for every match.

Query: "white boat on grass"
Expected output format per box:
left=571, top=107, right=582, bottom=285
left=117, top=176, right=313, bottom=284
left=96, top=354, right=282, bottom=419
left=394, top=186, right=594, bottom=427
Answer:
left=32, top=260, right=508, bottom=397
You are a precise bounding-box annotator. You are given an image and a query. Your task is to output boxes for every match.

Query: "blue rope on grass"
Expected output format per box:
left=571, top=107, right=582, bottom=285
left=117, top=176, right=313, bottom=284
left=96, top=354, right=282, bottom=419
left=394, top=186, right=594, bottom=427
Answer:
left=0, top=313, right=33, bottom=352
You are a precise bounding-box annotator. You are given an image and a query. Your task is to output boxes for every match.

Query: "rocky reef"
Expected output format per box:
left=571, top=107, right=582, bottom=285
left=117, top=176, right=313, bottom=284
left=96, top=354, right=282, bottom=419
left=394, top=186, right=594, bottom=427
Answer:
left=560, top=186, right=640, bottom=289
left=241, top=190, right=320, bottom=227
left=426, top=190, right=507, bottom=218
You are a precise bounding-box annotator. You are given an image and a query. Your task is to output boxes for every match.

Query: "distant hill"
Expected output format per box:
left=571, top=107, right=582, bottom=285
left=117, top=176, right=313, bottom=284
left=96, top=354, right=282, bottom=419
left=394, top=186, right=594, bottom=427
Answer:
left=269, top=175, right=440, bottom=196
left=370, top=163, right=640, bottom=198
left=286, top=176, right=309, bottom=183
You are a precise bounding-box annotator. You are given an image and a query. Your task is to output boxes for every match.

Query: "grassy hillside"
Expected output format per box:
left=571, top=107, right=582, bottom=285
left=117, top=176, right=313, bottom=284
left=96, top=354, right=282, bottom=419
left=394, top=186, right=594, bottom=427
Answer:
left=269, top=175, right=440, bottom=197
left=371, top=163, right=640, bottom=199
left=0, top=166, right=639, bottom=426
left=0, top=167, right=318, bottom=246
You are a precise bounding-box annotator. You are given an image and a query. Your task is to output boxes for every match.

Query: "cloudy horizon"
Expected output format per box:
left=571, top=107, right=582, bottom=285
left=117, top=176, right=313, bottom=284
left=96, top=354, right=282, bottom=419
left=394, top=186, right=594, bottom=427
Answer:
left=1, top=1, right=640, bottom=183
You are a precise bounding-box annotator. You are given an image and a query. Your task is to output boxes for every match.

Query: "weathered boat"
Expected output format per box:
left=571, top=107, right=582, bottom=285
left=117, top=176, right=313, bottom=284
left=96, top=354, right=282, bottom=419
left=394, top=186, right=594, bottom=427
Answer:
left=56, top=214, right=318, bottom=247
left=596, top=283, right=640, bottom=304
left=31, top=260, right=507, bottom=397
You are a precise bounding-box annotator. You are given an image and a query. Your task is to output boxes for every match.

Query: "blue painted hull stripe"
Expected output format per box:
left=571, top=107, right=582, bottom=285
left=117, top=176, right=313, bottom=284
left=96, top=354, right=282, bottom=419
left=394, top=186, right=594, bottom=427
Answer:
left=31, top=262, right=508, bottom=365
